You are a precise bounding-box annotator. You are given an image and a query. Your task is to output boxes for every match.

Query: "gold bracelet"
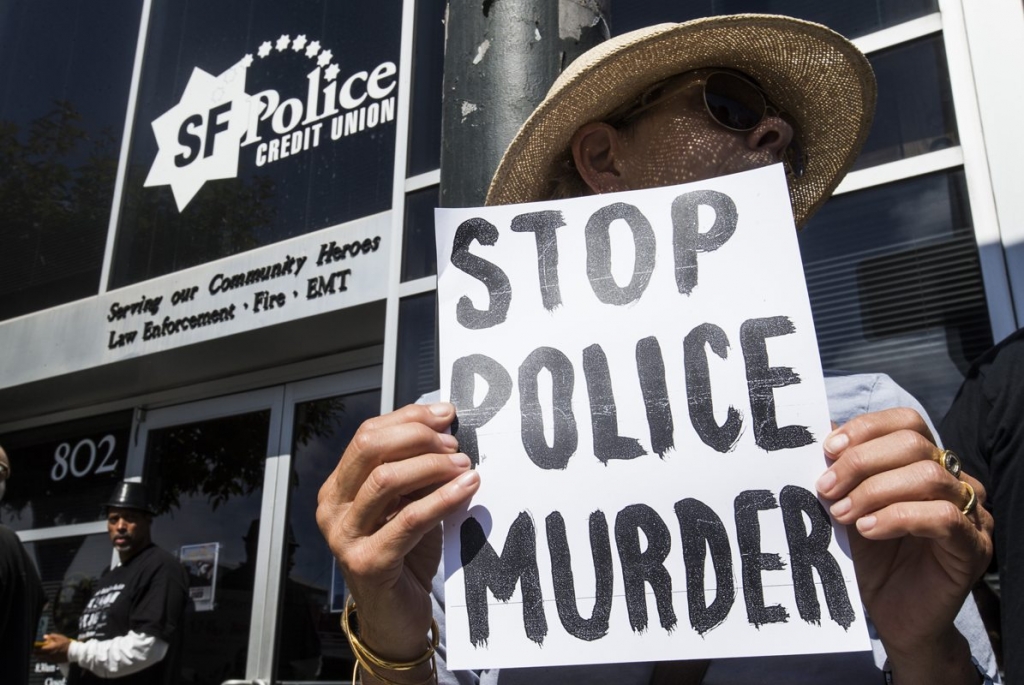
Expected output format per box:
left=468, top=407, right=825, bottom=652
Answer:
left=342, top=595, right=439, bottom=685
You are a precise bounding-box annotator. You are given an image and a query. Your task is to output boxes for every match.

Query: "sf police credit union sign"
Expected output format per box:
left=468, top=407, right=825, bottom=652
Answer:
left=144, top=33, right=397, bottom=211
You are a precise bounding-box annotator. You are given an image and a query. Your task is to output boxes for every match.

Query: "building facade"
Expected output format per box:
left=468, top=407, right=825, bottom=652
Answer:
left=1, top=0, right=1020, bottom=683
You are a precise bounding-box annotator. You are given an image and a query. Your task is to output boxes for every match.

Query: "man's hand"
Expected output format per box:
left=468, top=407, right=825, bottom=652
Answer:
left=316, top=402, right=479, bottom=664
left=36, top=633, right=73, bottom=663
left=816, top=408, right=993, bottom=685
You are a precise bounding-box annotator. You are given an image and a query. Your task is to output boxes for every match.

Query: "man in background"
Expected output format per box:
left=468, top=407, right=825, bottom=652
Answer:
left=0, top=445, right=47, bottom=684
left=36, top=481, right=189, bottom=685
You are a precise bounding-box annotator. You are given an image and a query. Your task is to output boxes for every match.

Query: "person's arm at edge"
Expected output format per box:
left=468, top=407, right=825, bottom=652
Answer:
left=67, top=631, right=169, bottom=677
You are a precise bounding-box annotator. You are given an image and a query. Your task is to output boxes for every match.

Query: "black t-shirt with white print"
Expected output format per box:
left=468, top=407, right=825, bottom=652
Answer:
left=69, top=543, right=188, bottom=685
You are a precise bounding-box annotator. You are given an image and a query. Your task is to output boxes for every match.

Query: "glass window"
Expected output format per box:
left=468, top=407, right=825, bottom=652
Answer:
left=25, top=534, right=113, bottom=685
left=408, top=0, right=446, bottom=176
left=0, top=412, right=132, bottom=531
left=402, top=185, right=440, bottom=281
left=396, top=292, right=439, bottom=407
left=0, top=0, right=143, bottom=321
left=853, top=35, right=958, bottom=171
left=612, top=1, right=938, bottom=39
left=110, top=0, right=403, bottom=289
left=800, top=169, right=993, bottom=421
left=144, top=409, right=272, bottom=685
left=275, top=389, right=381, bottom=681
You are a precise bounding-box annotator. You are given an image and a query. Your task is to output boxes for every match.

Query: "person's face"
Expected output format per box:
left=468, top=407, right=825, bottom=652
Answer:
left=587, top=69, right=796, bottom=193
left=107, top=507, right=152, bottom=559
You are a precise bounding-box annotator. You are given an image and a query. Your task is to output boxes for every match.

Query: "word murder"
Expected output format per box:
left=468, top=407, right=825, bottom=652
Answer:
left=460, top=487, right=856, bottom=647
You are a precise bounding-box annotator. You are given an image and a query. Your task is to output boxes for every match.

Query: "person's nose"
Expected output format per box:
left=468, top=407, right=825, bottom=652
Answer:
left=745, top=114, right=794, bottom=161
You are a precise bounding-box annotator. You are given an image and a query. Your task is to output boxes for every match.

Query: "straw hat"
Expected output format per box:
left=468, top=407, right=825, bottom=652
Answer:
left=485, top=14, right=876, bottom=226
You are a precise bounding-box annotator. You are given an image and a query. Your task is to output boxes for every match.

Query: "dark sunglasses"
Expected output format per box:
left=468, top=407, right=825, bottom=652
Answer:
left=617, top=70, right=807, bottom=178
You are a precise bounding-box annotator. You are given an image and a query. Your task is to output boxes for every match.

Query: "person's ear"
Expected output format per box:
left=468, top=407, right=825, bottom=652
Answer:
left=571, top=122, right=632, bottom=194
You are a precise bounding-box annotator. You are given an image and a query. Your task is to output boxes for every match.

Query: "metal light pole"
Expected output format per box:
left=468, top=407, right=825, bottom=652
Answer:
left=439, top=0, right=610, bottom=208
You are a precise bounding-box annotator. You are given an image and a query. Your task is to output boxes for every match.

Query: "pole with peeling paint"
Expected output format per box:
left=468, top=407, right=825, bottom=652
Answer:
left=439, top=0, right=610, bottom=208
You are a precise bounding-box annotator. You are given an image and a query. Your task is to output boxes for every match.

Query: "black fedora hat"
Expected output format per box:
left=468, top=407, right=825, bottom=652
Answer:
left=105, top=481, right=157, bottom=515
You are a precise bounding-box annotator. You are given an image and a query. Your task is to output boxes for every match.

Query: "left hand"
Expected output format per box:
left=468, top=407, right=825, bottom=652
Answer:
left=35, top=633, right=73, bottom=663
left=815, top=408, right=993, bottom=681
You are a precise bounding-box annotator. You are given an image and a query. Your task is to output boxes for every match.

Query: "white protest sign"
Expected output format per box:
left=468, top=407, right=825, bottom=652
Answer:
left=435, top=164, right=870, bottom=670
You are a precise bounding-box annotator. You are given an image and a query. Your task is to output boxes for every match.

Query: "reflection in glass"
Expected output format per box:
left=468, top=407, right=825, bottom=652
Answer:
left=277, top=389, right=381, bottom=681
left=0, top=1, right=142, bottom=320
left=853, top=35, right=959, bottom=171
left=396, top=292, right=439, bottom=407
left=612, top=0, right=938, bottom=39
left=145, top=410, right=271, bottom=685
left=402, top=185, right=440, bottom=281
left=0, top=412, right=132, bottom=531
left=24, top=534, right=112, bottom=685
left=800, top=170, right=993, bottom=420
left=408, top=0, right=446, bottom=176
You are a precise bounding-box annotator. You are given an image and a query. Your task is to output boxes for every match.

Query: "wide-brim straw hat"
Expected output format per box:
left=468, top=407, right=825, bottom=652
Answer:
left=485, top=14, right=876, bottom=226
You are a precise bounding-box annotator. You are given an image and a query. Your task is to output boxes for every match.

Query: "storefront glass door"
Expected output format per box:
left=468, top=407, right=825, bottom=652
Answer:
left=129, top=387, right=285, bottom=685
left=128, top=367, right=381, bottom=684
left=274, top=370, right=381, bottom=682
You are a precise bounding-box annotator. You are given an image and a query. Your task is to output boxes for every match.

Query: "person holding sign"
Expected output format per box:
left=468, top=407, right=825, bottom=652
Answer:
left=36, top=481, right=189, bottom=685
left=317, top=15, right=998, bottom=685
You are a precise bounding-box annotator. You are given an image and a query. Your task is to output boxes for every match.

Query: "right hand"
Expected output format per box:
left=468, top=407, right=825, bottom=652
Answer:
left=317, top=402, right=479, bottom=660
left=35, top=634, right=72, bottom=663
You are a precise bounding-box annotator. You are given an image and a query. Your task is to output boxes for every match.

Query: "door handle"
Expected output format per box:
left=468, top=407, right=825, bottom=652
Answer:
left=221, top=680, right=269, bottom=685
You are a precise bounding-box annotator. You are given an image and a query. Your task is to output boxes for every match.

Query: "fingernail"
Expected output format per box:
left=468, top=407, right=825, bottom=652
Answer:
left=830, top=498, right=851, bottom=517
left=824, top=431, right=849, bottom=455
left=816, top=470, right=836, bottom=493
left=449, top=452, right=470, bottom=467
left=456, top=470, right=480, bottom=488
left=439, top=433, right=458, bottom=450
left=856, top=515, right=877, bottom=533
left=429, top=402, right=453, bottom=416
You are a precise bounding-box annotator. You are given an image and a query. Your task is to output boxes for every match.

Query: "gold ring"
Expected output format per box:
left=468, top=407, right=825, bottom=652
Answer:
left=960, top=481, right=977, bottom=516
left=933, top=448, right=963, bottom=479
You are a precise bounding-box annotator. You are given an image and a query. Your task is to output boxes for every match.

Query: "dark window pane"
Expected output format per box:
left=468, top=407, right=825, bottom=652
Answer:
left=396, top=292, right=439, bottom=406
left=0, top=0, right=143, bottom=321
left=402, top=185, right=440, bottom=281
left=276, top=389, right=380, bottom=681
left=612, top=1, right=937, bottom=39
left=25, top=534, right=113, bottom=685
left=145, top=409, right=271, bottom=685
left=0, top=412, right=132, bottom=531
left=111, top=0, right=403, bottom=289
left=853, top=35, right=958, bottom=170
left=800, top=170, right=993, bottom=421
left=408, top=0, right=446, bottom=176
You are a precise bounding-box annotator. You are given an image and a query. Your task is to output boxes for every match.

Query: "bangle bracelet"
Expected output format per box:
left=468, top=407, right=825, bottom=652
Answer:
left=341, top=595, right=439, bottom=685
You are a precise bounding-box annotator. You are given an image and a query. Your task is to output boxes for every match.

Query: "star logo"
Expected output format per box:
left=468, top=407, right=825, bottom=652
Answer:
left=143, top=59, right=251, bottom=211
left=276, top=34, right=290, bottom=51
left=305, top=40, right=321, bottom=58
left=324, top=63, right=340, bottom=82
left=316, top=49, right=334, bottom=67
left=292, top=34, right=307, bottom=51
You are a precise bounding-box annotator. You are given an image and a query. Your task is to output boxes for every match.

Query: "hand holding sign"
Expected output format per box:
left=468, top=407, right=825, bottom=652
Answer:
left=316, top=403, right=478, bottom=663
left=816, top=409, right=993, bottom=681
